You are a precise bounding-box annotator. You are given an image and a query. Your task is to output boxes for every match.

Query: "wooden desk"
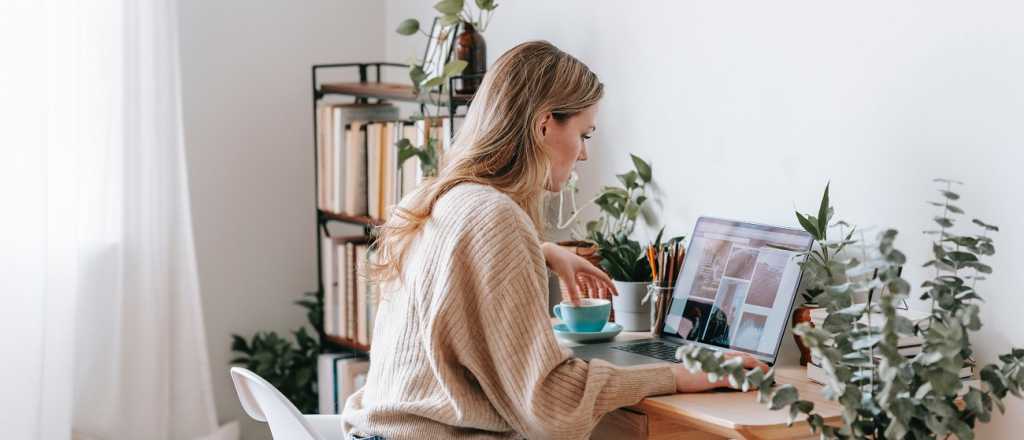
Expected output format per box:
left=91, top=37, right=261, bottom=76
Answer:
left=556, top=327, right=841, bottom=440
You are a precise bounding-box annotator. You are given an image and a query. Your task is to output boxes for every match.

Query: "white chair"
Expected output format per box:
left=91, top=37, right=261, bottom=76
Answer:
left=230, top=367, right=345, bottom=440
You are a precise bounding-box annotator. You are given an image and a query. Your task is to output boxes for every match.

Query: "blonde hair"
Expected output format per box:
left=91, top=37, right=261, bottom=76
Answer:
left=370, top=40, right=603, bottom=283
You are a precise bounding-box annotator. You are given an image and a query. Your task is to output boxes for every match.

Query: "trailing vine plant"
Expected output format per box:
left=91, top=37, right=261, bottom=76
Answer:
left=393, top=0, right=499, bottom=177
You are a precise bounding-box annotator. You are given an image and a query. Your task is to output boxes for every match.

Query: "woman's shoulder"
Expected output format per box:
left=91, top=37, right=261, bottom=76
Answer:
left=434, top=182, right=530, bottom=226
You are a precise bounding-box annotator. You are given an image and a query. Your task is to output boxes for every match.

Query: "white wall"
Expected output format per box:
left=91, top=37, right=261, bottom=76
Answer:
left=386, top=1, right=1024, bottom=437
left=177, top=2, right=384, bottom=439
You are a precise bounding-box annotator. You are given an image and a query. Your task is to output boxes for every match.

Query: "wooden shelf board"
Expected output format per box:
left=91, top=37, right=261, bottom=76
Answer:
left=324, top=335, right=370, bottom=352
left=320, top=81, right=418, bottom=102
left=320, top=210, right=383, bottom=226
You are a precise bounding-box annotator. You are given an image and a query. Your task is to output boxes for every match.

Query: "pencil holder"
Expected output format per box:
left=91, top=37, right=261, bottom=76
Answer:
left=647, top=284, right=674, bottom=337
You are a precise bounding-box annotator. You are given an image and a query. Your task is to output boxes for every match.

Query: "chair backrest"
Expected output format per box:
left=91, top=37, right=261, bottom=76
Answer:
left=230, top=367, right=325, bottom=440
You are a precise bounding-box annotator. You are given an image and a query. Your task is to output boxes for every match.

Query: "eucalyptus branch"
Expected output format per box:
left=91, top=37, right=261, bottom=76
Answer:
left=674, top=180, right=1018, bottom=438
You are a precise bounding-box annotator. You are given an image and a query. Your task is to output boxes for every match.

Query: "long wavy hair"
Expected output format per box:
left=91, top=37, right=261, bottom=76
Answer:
left=369, top=40, right=603, bottom=283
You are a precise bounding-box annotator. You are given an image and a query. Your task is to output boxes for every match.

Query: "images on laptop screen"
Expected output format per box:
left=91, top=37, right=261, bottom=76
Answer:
left=662, top=217, right=813, bottom=362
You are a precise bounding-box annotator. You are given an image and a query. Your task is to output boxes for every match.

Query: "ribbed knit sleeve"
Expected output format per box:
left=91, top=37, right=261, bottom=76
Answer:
left=440, top=191, right=677, bottom=440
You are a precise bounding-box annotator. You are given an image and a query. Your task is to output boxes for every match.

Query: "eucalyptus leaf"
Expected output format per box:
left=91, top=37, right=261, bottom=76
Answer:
left=972, top=218, right=1000, bottom=232
left=939, top=189, right=961, bottom=200
left=770, top=385, right=799, bottom=410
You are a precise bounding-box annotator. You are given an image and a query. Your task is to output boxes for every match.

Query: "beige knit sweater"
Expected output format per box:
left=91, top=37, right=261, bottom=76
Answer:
left=342, top=183, right=676, bottom=440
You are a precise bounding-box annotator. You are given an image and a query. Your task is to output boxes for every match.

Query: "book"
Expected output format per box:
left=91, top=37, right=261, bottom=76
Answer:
left=347, top=241, right=358, bottom=339
left=343, top=122, right=367, bottom=216
left=381, top=122, right=397, bottom=219
left=316, top=103, right=334, bottom=210
left=356, top=243, right=369, bottom=345
left=321, top=236, right=336, bottom=336
left=334, top=237, right=347, bottom=337
left=317, top=353, right=368, bottom=414
left=331, top=107, right=345, bottom=212
left=808, top=356, right=974, bottom=385
left=366, top=123, right=382, bottom=220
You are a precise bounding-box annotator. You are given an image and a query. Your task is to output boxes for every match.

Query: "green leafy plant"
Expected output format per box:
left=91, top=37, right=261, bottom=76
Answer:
left=230, top=291, right=323, bottom=414
left=584, top=154, right=653, bottom=282
left=393, top=1, right=499, bottom=178
left=395, top=0, right=498, bottom=97
left=395, top=134, right=441, bottom=178
left=677, top=179, right=1024, bottom=439
left=795, top=183, right=856, bottom=304
left=591, top=233, right=649, bottom=282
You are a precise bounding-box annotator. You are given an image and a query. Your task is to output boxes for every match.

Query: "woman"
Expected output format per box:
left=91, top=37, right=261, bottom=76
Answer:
left=342, top=41, right=766, bottom=440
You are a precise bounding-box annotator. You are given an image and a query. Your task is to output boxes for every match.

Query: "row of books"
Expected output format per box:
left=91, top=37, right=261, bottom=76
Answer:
left=321, top=235, right=377, bottom=345
left=315, top=102, right=453, bottom=220
left=806, top=308, right=974, bottom=384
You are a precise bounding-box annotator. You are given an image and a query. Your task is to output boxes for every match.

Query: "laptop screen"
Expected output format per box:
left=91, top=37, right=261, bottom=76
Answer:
left=662, top=217, right=813, bottom=363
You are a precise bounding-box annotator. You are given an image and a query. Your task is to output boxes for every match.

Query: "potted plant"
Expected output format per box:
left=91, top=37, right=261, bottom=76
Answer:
left=585, top=155, right=656, bottom=329
left=230, top=291, right=323, bottom=413
left=677, top=179, right=1024, bottom=439
left=395, top=0, right=498, bottom=96
left=791, top=183, right=856, bottom=365
left=393, top=0, right=498, bottom=177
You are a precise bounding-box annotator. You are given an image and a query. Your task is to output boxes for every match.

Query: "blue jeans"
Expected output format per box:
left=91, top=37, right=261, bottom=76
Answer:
left=350, top=435, right=386, bottom=440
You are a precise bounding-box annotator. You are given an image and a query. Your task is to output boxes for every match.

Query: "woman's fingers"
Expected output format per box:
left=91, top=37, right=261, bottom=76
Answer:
left=562, top=277, right=582, bottom=306
left=725, top=352, right=769, bottom=373
left=580, top=264, right=617, bottom=296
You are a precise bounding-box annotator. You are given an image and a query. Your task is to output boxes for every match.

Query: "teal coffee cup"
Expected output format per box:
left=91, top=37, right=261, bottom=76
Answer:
left=553, top=298, right=611, bottom=333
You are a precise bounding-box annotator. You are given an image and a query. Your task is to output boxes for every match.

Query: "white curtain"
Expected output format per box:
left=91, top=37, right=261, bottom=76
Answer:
left=1, top=0, right=237, bottom=439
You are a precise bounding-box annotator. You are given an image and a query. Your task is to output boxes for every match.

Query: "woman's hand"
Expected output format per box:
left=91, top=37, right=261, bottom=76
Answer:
left=671, top=352, right=769, bottom=393
left=541, top=242, right=617, bottom=305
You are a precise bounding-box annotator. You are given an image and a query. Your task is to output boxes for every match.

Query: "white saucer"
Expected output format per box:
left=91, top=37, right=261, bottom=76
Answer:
left=552, top=322, right=623, bottom=343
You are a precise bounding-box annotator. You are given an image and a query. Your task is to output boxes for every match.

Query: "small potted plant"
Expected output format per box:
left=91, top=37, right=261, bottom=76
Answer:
left=585, top=155, right=655, bottom=330
left=791, top=183, right=856, bottom=365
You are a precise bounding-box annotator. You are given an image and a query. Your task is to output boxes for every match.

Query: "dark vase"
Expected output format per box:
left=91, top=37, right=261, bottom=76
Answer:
left=792, top=305, right=820, bottom=366
left=454, top=22, right=486, bottom=95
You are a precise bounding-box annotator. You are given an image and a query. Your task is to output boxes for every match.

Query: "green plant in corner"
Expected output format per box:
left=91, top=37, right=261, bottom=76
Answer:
left=677, top=179, right=1024, bottom=439
left=230, top=291, right=323, bottom=414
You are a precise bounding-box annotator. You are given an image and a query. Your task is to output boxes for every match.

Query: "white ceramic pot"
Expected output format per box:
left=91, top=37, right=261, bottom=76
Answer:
left=611, top=281, right=651, bottom=331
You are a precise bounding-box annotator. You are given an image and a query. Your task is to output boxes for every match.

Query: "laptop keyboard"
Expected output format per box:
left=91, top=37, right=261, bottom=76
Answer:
left=611, top=341, right=683, bottom=363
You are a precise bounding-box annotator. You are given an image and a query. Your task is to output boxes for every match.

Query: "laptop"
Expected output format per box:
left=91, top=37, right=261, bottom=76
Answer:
left=571, top=217, right=814, bottom=367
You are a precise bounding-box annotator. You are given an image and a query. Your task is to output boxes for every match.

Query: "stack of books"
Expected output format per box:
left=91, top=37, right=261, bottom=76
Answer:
left=321, top=235, right=378, bottom=346
left=316, top=101, right=452, bottom=220
left=806, top=308, right=974, bottom=384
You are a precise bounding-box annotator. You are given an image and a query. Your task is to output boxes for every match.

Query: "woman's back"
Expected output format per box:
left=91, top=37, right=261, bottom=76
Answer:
left=342, top=183, right=675, bottom=440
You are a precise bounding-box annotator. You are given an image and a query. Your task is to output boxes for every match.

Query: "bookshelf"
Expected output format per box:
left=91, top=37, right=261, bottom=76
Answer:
left=311, top=62, right=477, bottom=354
